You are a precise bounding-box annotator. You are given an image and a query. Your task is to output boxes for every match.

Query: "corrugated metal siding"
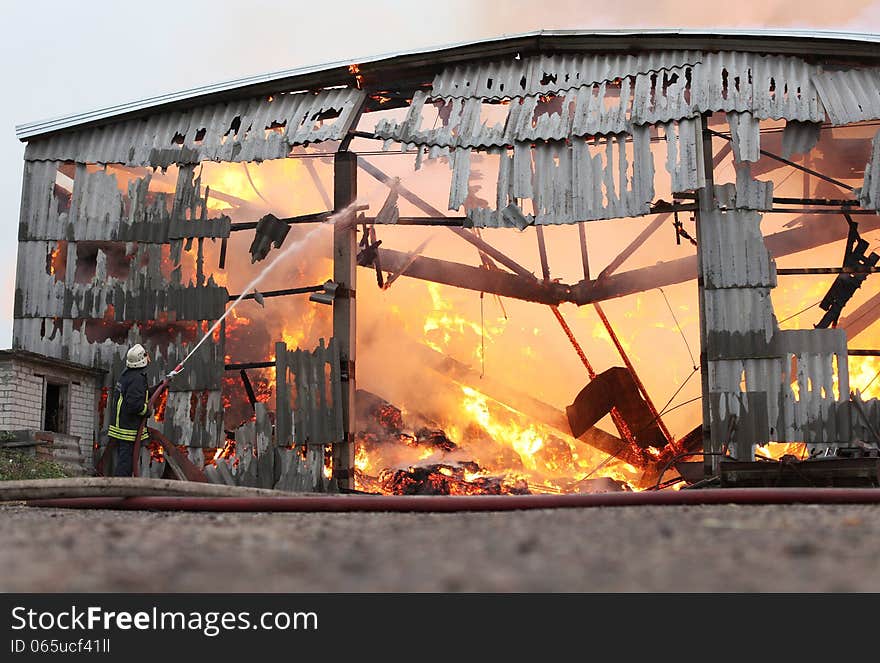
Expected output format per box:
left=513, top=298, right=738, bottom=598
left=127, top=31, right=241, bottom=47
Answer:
left=780, top=120, right=821, bottom=158
left=727, top=111, right=761, bottom=163
left=24, top=88, right=365, bottom=167
left=12, top=317, right=223, bottom=393
left=701, top=208, right=852, bottom=448
left=465, top=129, right=654, bottom=226
left=714, top=165, right=774, bottom=211
left=15, top=251, right=226, bottom=321
left=632, top=52, right=822, bottom=123
left=163, top=390, right=224, bottom=449
left=431, top=51, right=704, bottom=98
left=699, top=210, right=775, bottom=289
left=379, top=51, right=825, bottom=151
left=812, top=67, right=880, bottom=125
left=858, top=128, right=880, bottom=210
left=374, top=83, right=632, bottom=149
left=663, top=118, right=703, bottom=194
left=19, top=162, right=229, bottom=242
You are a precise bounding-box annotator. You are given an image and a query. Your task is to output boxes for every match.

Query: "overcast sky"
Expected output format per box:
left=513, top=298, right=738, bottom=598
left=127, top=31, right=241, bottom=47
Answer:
left=1, top=0, right=879, bottom=348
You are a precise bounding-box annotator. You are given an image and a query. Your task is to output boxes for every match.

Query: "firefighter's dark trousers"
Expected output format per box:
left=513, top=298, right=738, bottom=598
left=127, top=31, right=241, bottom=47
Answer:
left=112, top=438, right=134, bottom=477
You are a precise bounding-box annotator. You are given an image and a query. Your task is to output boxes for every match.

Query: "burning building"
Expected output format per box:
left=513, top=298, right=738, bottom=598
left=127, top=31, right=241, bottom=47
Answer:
left=10, top=29, right=880, bottom=494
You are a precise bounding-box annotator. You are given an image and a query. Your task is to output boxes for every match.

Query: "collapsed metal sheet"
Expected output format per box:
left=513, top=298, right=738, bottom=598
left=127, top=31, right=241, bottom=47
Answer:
left=19, top=162, right=230, bottom=242
left=23, top=88, right=366, bottom=167
left=811, top=67, right=880, bottom=125
left=466, top=129, right=654, bottom=226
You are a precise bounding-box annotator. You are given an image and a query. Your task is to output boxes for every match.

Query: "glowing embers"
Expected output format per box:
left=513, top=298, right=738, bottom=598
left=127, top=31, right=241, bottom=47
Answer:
left=211, top=436, right=239, bottom=469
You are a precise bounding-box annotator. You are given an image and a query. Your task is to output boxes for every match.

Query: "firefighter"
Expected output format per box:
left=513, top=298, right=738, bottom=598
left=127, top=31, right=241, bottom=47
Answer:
left=109, top=344, right=152, bottom=477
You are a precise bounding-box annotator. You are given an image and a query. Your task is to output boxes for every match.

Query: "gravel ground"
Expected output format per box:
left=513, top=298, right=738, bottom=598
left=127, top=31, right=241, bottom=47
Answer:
left=1, top=503, right=878, bottom=592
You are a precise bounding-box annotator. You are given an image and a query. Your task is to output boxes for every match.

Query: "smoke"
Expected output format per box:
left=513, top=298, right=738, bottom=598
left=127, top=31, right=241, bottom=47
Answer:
left=465, top=0, right=875, bottom=32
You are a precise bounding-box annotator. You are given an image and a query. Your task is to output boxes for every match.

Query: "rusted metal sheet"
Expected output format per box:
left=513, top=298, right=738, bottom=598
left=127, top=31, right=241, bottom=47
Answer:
left=468, top=129, right=654, bottom=225
left=858, top=129, right=880, bottom=210
left=19, top=162, right=230, bottom=242
left=24, top=88, right=365, bottom=167
left=812, top=67, right=880, bottom=125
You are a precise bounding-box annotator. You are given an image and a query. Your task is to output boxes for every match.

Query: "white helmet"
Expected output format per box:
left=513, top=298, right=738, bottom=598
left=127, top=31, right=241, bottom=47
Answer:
left=126, top=343, right=148, bottom=368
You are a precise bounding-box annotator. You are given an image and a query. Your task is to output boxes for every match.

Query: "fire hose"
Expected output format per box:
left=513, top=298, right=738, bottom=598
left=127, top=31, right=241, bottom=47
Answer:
left=132, top=363, right=183, bottom=478
left=24, top=488, right=880, bottom=512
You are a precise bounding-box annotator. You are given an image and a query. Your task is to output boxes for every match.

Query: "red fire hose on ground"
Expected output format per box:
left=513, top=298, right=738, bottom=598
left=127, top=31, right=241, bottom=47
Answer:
left=26, top=488, right=880, bottom=512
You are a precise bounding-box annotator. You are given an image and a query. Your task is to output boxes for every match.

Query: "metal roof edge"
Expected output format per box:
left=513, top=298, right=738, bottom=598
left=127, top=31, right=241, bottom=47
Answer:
left=15, top=28, right=880, bottom=142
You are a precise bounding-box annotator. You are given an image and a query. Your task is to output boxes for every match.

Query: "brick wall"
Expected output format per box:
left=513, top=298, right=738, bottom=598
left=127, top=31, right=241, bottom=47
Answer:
left=0, top=361, right=43, bottom=430
left=0, top=355, right=100, bottom=467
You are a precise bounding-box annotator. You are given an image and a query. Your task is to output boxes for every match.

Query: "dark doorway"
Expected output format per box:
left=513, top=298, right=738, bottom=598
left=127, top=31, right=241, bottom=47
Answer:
left=44, top=382, right=68, bottom=433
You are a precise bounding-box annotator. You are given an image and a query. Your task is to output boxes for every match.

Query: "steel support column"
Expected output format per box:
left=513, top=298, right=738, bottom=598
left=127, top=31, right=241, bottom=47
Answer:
left=693, top=115, right=717, bottom=476
left=333, top=151, right=357, bottom=490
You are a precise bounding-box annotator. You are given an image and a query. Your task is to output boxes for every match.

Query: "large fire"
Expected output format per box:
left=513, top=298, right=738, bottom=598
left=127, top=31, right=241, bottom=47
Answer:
left=128, top=119, right=879, bottom=494
left=353, top=383, right=643, bottom=495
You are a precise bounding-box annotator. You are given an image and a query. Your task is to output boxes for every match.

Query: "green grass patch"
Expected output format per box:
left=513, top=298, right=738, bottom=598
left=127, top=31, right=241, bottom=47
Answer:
left=0, top=448, right=71, bottom=481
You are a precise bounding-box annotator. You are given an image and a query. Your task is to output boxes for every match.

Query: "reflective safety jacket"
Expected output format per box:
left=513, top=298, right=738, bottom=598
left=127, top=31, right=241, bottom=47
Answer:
left=108, top=367, right=150, bottom=442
